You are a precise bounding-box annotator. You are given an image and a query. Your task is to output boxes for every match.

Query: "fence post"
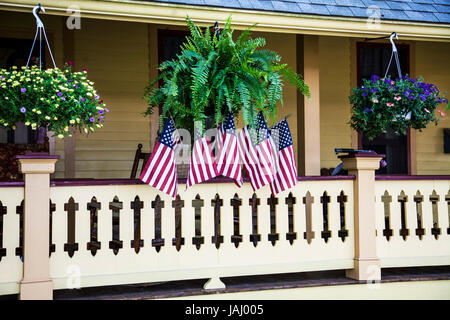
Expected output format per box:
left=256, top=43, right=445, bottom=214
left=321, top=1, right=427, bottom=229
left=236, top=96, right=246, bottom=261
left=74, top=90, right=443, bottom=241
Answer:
left=340, top=151, right=383, bottom=281
left=16, top=152, right=59, bottom=300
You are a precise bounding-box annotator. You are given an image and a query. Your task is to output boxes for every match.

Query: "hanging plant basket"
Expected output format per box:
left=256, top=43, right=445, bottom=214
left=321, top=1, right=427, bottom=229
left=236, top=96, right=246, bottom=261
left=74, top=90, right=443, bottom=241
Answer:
left=143, top=15, right=310, bottom=134
left=0, top=5, right=107, bottom=139
left=0, top=62, right=108, bottom=138
left=349, top=74, right=448, bottom=140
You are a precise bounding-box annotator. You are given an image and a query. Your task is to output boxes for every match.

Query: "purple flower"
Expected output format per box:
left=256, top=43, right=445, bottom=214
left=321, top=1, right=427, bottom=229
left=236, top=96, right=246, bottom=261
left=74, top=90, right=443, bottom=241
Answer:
left=98, top=110, right=104, bottom=115
left=105, top=108, right=109, bottom=113
left=0, top=76, right=4, bottom=80
left=363, top=107, right=372, bottom=113
left=21, top=88, right=27, bottom=93
left=80, top=97, right=85, bottom=102
left=74, top=85, right=78, bottom=88
left=20, top=107, right=26, bottom=113
left=89, top=117, right=95, bottom=122
left=61, top=97, right=66, bottom=101
left=370, top=75, right=380, bottom=81
left=100, top=116, right=104, bottom=121
left=57, top=92, right=62, bottom=97
left=362, top=93, right=367, bottom=97
left=95, top=95, right=100, bottom=100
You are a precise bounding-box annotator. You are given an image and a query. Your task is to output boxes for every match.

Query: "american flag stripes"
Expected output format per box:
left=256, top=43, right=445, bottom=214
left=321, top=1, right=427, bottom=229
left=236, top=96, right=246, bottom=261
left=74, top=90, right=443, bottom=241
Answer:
left=140, top=118, right=179, bottom=199
left=186, top=128, right=219, bottom=189
left=269, top=118, right=298, bottom=195
left=237, top=112, right=275, bottom=192
left=216, top=113, right=243, bottom=187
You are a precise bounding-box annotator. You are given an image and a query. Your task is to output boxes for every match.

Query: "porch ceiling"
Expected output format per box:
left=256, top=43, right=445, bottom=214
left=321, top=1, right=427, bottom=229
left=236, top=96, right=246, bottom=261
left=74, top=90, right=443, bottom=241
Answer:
left=0, top=0, right=449, bottom=41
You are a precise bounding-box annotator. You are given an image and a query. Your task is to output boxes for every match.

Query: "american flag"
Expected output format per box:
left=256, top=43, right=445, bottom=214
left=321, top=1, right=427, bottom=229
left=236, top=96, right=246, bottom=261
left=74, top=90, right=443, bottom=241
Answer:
left=140, top=118, right=179, bottom=199
left=269, top=118, right=298, bottom=195
left=237, top=112, right=275, bottom=191
left=186, top=128, right=219, bottom=189
left=216, top=113, right=243, bottom=187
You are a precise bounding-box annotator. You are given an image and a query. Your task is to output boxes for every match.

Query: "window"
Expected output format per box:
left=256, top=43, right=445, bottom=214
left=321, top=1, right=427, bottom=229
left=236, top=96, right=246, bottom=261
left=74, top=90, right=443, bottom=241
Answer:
left=357, top=42, right=410, bottom=174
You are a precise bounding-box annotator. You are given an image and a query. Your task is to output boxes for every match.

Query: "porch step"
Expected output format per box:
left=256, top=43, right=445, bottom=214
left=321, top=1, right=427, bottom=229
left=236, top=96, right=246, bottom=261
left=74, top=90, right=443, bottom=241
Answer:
left=49, top=266, right=450, bottom=300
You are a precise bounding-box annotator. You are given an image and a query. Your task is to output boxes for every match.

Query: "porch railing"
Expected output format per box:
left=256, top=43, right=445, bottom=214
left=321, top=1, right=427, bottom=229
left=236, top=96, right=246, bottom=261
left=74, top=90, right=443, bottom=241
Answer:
left=375, top=176, right=450, bottom=268
left=0, top=152, right=449, bottom=299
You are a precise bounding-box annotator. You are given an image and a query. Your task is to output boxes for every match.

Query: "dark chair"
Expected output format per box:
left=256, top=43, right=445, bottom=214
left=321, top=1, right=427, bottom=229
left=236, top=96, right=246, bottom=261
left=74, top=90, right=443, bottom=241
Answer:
left=130, top=143, right=151, bottom=179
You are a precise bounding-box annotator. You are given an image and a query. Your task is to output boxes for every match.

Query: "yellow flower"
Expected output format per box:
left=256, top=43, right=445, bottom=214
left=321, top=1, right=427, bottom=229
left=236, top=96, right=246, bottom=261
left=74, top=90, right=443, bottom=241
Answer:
left=53, top=116, right=58, bottom=120
left=12, top=125, right=16, bottom=130
left=69, top=119, right=75, bottom=124
left=45, top=116, right=51, bottom=120
left=58, top=134, right=64, bottom=139
left=25, top=121, right=30, bottom=126
left=84, top=128, right=88, bottom=133
left=36, top=110, right=42, bottom=115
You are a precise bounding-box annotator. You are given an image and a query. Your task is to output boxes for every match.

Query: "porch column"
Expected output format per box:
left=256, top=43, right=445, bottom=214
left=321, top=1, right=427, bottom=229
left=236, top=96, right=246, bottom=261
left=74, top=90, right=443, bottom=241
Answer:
left=16, top=152, right=59, bottom=300
left=297, top=35, right=320, bottom=176
left=340, top=152, right=383, bottom=281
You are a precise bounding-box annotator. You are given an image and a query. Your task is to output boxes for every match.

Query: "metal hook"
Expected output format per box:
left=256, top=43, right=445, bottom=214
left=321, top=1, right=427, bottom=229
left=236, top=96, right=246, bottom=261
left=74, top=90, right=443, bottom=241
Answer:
left=389, top=32, right=398, bottom=53
left=214, top=21, right=220, bottom=40
left=32, top=4, right=45, bottom=28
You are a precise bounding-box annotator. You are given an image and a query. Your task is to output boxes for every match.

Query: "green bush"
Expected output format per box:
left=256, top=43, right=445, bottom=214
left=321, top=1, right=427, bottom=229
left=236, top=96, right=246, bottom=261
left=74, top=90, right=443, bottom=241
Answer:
left=143, top=16, right=310, bottom=134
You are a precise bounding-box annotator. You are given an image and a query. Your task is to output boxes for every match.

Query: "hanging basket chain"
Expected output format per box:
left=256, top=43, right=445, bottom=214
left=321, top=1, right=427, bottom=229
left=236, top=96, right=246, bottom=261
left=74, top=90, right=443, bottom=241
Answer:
left=26, top=4, right=57, bottom=69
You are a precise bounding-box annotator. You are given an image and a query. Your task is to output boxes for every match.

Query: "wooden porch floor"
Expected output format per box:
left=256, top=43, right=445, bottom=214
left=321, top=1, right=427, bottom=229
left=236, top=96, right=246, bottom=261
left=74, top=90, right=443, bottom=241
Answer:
left=0, top=266, right=448, bottom=300
left=49, top=265, right=449, bottom=300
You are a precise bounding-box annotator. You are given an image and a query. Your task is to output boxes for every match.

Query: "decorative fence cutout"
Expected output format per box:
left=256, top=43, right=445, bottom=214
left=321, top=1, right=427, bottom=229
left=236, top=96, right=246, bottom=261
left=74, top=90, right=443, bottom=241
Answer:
left=337, top=191, right=348, bottom=242
left=172, top=195, right=185, bottom=251
left=0, top=201, right=6, bottom=261
left=192, top=194, right=204, bottom=250
left=64, top=197, right=79, bottom=258
left=430, top=190, right=441, bottom=240
left=151, top=195, right=165, bottom=252
left=414, top=191, right=425, bottom=240
left=249, top=193, right=261, bottom=247
left=15, top=200, right=24, bottom=260
left=398, top=191, right=410, bottom=241
left=381, top=191, right=393, bottom=241
left=109, top=196, right=123, bottom=255
left=285, top=193, right=297, bottom=245
left=320, top=191, right=331, bottom=243
left=446, top=190, right=450, bottom=235
left=130, top=196, right=144, bottom=253
left=87, top=197, right=101, bottom=256
left=230, top=194, right=243, bottom=248
left=267, top=195, right=279, bottom=246
left=49, top=200, right=56, bottom=256
left=211, top=194, right=224, bottom=249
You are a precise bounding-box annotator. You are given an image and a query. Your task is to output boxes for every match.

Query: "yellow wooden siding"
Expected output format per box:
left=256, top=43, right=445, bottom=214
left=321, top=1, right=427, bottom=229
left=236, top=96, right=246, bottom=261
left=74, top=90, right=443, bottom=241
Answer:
left=253, top=31, right=299, bottom=168
left=414, top=42, right=450, bottom=175
left=72, top=18, right=150, bottom=178
left=319, top=36, right=352, bottom=170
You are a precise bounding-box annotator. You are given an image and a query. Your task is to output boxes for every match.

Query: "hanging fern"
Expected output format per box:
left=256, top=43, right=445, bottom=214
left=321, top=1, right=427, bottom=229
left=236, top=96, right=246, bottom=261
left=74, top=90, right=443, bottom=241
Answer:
left=143, top=15, right=310, bottom=134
